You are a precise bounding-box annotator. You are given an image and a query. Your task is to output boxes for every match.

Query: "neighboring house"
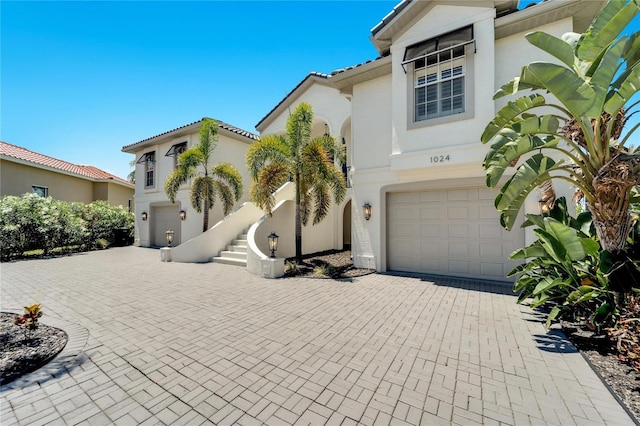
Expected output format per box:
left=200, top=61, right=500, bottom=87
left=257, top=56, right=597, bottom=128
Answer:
left=0, top=141, right=134, bottom=208
left=121, top=119, right=258, bottom=248
left=254, top=0, right=605, bottom=281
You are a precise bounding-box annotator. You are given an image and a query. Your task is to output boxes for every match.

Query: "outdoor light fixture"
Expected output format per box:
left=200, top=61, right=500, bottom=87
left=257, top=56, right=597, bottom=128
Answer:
left=268, top=232, right=279, bottom=258
left=166, top=229, right=174, bottom=248
left=363, top=202, right=372, bottom=221
left=324, top=124, right=330, bottom=137
left=179, top=210, right=186, bottom=221
left=538, top=198, right=552, bottom=216
left=141, top=212, right=148, bottom=221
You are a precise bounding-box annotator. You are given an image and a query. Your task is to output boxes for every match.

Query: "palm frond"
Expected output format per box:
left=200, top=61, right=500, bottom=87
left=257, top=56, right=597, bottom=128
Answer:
left=286, top=102, right=313, bottom=155
left=211, top=162, right=243, bottom=201
left=246, top=134, right=290, bottom=180
left=190, top=176, right=215, bottom=213
left=212, top=181, right=235, bottom=216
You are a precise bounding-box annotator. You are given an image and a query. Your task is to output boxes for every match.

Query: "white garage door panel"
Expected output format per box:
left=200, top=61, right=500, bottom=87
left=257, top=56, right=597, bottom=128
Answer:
left=387, top=187, right=524, bottom=281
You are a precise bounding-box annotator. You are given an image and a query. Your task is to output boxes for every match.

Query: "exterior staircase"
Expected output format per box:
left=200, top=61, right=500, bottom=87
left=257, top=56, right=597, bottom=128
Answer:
left=212, top=229, right=248, bottom=266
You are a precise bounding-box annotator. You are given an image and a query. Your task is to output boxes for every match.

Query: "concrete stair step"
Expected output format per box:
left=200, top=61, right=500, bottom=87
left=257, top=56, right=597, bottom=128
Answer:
left=226, top=245, right=247, bottom=253
left=232, top=239, right=248, bottom=246
left=219, top=250, right=247, bottom=260
left=212, top=257, right=247, bottom=266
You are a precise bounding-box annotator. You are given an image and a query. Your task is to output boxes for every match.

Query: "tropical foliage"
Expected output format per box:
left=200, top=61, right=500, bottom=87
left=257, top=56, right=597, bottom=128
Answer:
left=509, top=198, right=616, bottom=327
left=165, top=118, right=243, bottom=232
left=246, top=103, right=346, bottom=263
left=481, top=0, right=640, bottom=256
left=0, top=194, right=134, bottom=260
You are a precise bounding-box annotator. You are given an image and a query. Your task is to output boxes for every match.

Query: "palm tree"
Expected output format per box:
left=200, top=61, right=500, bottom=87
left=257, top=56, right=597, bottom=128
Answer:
left=246, top=102, right=346, bottom=263
left=165, top=118, right=243, bottom=233
left=481, top=0, right=640, bottom=255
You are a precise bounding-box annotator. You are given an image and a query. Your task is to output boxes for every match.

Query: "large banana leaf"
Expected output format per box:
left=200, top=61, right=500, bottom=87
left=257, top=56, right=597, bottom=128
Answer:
left=485, top=133, right=556, bottom=187
left=493, top=68, right=545, bottom=99
left=605, top=60, right=640, bottom=114
left=510, top=244, right=547, bottom=260
left=544, top=217, right=586, bottom=262
left=527, top=63, right=598, bottom=117
left=576, top=0, right=639, bottom=61
left=481, top=94, right=547, bottom=142
left=526, top=31, right=575, bottom=68
left=589, top=36, right=626, bottom=89
left=494, top=154, right=562, bottom=230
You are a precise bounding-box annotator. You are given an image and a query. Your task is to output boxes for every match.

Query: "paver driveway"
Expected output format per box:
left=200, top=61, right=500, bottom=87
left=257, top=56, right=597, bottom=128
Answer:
left=0, top=247, right=634, bottom=425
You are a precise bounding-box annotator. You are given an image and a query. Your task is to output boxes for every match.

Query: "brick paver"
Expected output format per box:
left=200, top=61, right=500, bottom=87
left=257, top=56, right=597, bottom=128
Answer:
left=0, top=247, right=635, bottom=425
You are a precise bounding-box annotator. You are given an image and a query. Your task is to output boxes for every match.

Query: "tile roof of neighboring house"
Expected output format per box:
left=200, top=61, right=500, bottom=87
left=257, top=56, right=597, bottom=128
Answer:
left=121, top=118, right=259, bottom=152
left=255, top=72, right=331, bottom=130
left=0, top=141, right=133, bottom=187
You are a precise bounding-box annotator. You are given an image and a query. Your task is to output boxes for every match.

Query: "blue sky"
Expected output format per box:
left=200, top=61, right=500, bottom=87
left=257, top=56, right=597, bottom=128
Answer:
left=2, top=1, right=639, bottom=181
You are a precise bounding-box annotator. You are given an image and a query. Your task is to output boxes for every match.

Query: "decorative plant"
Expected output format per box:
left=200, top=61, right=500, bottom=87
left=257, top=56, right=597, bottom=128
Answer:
left=509, top=198, right=617, bottom=328
left=608, top=292, right=640, bottom=371
left=14, top=303, right=43, bottom=342
left=246, top=103, right=346, bottom=264
left=481, top=0, right=640, bottom=299
left=165, top=118, right=243, bottom=233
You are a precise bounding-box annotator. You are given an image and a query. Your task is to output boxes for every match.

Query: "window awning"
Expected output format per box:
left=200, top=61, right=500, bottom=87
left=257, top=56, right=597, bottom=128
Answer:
left=136, top=152, right=155, bottom=164
left=402, top=25, right=474, bottom=73
left=165, top=142, right=187, bottom=157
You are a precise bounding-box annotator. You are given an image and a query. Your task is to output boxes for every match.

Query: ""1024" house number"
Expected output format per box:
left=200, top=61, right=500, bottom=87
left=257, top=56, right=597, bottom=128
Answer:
left=429, top=155, right=451, bottom=163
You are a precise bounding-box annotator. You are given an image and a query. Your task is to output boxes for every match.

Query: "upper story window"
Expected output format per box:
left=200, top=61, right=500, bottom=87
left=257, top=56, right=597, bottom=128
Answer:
left=32, top=186, right=48, bottom=197
left=165, top=142, right=187, bottom=169
left=136, top=151, right=156, bottom=188
left=403, top=26, right=474, bottom=126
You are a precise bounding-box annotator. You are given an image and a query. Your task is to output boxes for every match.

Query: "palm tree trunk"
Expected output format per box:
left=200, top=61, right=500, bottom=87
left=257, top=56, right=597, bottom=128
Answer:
left=295, top=171, right=302, bottom=264
left=203, top=198, right=209, bottom=233
left=589, top=157, right=638, bottom=253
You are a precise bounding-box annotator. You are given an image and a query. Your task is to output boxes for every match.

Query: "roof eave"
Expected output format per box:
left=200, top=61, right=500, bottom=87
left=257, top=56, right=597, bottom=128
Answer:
left=495, top=0, right=605, bottom=39
left=371, top=0, right=517, bottom=55
left=255, top=73, right=332, bottom=133
left=329, top=56, right=393, bottom=95
left=121, top=121, right=203, bottom=153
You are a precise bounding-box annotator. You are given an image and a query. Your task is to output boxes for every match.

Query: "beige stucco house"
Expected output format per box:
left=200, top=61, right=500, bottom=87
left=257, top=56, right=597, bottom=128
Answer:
left=0, top=141, right=134, bottom=208
left=121, top=119, right=258, bottom=248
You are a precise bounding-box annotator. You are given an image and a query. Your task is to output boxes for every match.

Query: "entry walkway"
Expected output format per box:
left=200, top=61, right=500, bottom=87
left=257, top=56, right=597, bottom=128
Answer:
left=1, top=247, right=634, bottom=425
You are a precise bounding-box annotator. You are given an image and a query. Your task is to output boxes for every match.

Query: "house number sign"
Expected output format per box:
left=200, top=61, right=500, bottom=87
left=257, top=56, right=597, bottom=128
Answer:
left=429, top=155, right=451, bottom=163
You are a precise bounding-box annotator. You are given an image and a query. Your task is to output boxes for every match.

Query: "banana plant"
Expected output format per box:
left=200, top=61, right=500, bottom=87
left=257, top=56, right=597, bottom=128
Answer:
left=508, top=198, right=616, bottom=327
left=481, top=0, right=640, bottom=254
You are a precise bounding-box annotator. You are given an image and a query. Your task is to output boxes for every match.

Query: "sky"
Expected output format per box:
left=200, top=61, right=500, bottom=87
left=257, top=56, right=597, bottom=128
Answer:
left=2, top=0, right=639, bottom=181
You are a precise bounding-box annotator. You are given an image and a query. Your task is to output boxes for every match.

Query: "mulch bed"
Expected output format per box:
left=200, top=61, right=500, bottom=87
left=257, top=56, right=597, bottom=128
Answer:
left=284, top=249, right=375, bottom=279
left=563, top=324, right=640, bottom=422
left=0, top=313, right=68, bottom=386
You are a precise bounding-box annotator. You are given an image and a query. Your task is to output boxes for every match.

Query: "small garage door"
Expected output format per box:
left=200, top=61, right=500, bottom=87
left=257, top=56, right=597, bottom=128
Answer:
left=387, top=187, right=524, bottom=281
left=151, top=205, right=181, bottom=247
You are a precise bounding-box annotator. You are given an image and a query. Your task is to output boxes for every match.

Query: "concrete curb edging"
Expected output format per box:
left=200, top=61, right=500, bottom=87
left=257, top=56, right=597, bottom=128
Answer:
left=0, top=309, right=89, bottom=392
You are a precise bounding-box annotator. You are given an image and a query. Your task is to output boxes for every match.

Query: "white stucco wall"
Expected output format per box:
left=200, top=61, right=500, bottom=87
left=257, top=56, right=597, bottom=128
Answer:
left=260, top=83, right=352, bottom=138
left=348, top=4, right=579, bottom=272
left=133, top=130, right=253, bottom=247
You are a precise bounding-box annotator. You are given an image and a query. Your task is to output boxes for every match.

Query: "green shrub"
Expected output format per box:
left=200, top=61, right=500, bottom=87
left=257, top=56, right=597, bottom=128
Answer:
left=0, top=194, right=133, bottom=260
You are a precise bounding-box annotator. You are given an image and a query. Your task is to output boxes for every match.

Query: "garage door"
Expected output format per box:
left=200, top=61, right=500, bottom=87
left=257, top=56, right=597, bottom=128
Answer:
left=387, top=187, right=524, bottom=281
left=151, top=205, right=181, bottom=247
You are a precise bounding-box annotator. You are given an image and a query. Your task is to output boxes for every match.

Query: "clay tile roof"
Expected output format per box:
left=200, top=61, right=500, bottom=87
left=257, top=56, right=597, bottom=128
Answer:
left=0, top=141, right=133, bottom=187
left=122, top=118, right=258, bottom=152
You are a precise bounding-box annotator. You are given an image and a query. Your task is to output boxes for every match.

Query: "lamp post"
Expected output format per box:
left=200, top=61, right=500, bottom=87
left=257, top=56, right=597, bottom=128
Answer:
left=268, top=232, right=279, bottom=258
left=166, top=229, right=174, bottom=248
